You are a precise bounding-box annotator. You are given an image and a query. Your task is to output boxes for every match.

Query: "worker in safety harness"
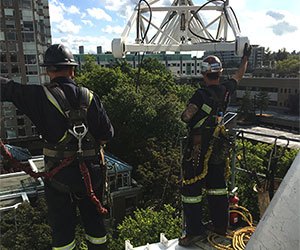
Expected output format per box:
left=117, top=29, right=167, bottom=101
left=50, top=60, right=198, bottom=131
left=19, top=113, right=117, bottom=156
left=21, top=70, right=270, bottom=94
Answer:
left=0, top=44, right=114, bottom=250
left=178, top=43, right=252, bottom=247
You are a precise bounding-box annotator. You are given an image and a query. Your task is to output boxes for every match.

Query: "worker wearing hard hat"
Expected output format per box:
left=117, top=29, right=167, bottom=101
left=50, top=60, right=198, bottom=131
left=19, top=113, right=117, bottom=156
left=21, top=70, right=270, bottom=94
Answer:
left=179, top=44, right=252, bottom=246
left=0, top=44, right=113, bottom=250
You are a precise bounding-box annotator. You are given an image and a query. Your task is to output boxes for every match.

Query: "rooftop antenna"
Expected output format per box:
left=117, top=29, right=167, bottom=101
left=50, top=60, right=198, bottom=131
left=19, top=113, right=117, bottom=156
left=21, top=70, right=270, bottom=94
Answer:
left=112, top=0, right=249, bottom=58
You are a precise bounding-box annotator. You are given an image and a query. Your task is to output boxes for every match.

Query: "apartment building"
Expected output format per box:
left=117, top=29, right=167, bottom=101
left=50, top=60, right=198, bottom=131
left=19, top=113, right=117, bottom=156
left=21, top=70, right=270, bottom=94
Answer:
left=0, top=0, right=51, bottom=140
left=203, top=45, right=265, bottom=69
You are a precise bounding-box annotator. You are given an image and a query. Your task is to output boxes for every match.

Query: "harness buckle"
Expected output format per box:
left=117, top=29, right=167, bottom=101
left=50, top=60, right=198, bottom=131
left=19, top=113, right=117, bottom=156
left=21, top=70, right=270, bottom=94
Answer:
left=68, top=123, right=88, bottom=154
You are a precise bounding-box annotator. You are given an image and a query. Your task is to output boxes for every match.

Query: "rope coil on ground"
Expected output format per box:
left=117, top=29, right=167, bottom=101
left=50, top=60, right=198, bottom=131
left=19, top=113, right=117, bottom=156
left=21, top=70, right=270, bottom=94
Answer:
left=208, top=205, right=256, bottom=250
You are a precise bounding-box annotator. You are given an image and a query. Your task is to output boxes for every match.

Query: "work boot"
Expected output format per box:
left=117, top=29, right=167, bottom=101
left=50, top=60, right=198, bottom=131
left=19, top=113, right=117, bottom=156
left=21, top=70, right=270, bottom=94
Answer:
left=178, top=234, right=207, bottom=247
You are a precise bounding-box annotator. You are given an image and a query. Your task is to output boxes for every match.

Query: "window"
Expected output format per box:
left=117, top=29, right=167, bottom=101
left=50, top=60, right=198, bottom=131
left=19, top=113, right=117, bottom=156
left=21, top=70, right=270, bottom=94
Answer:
left=4, top=9, right=14, bottom=16
left=3, top=0, right=13, bottom=6
left=6, top=129, right=17, bottom=139
left=8, top=43, right=18, bottom=51
left=23, top=21, right=34, bottom=31
left=17, top=118, right=25, bottom=126
left=26, top=65, right=38, bottom=75
left=5, top=20, right=15, bottom=29
left=1, top=53, right=7, bottom=62
left=22, top=32, right=34, bottom=42
left=0, top=43, right=6, bottom=52
left=295, top=89, right=298, bottom=94
left=0, top=64, right=8, bottom=74
left=18, top=128, right=26, bottom=136
left=11, top=64, right=19, bottom=74
left=24, top=55, right=37, bottom=64
left=7, top=32, right=16, bottom=41
left=20, top=0, right=32, bottom=9
left=10, top=53, right=18, bottom=62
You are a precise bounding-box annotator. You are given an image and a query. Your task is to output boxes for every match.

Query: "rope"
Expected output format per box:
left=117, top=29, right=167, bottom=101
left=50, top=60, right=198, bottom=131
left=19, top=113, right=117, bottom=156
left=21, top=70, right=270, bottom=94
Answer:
left=207, top=205, right=256, bottom=250
left=0, top=140, right=107, bottom=214
left=0, top=140, right=74, bottom=179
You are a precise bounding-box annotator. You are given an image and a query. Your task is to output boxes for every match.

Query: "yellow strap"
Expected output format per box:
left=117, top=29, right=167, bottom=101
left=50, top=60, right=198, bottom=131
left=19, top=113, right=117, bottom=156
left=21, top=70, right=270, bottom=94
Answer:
left=182, top=195, right=202, bottom=204
left=85, top=234, right=107, bottom=245
left=52, top=239, right=76, bottom=250
left=42, top=86, right=66, bottom=117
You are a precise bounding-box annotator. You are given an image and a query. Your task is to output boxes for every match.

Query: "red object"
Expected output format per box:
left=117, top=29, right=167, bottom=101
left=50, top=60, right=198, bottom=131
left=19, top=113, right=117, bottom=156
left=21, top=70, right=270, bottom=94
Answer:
left=229, top=194, right=239, bottom=226
left=0, top=140, right=107, bottom=214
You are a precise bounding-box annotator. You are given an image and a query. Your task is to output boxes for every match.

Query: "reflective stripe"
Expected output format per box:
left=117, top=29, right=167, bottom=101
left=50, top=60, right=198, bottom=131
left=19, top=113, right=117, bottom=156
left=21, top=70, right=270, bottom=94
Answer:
left=43, top=86, right=66, bottom=117
left=201, top=104, right=212, bottom=114
left=181, top=195, right=202, bottom=204
left=58, top=131, right=68, bottom=143
left=85, top=234, right=107, bottom=245
left=206, top=188, right=228, bottom=196
left=52, top=239, right=76, bottom=250
left=88, top=91, right=93, bottom=105
left=193, top=116, right=208, bottom=129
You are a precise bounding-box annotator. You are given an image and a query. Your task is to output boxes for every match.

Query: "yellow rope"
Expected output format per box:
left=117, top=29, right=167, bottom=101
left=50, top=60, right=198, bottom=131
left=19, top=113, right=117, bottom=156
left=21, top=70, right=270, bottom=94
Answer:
left=208, top=205, right=256, bottom=250
left=183, top=125, right=229, bottom=185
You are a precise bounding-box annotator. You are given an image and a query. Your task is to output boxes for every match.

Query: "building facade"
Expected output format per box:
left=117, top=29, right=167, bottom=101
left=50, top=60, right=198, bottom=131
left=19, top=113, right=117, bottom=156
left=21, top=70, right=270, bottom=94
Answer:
left=0, top=0, right=51, bottom=140
left=203, top=45, right=265, bottom=70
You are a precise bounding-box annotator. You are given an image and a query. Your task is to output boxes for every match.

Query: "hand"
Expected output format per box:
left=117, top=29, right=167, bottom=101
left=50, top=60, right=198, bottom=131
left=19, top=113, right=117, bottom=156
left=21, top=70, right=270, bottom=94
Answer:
left=242, top=43, right=252, bottom=59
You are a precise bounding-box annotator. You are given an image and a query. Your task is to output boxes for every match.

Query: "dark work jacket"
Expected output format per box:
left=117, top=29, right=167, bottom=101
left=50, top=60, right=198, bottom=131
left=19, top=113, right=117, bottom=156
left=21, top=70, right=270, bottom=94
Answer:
left=187, top=79, right=237, bottom=130
left=1, top=76, right=114, bottom=192
left=0, top=76, right=114, bottom=144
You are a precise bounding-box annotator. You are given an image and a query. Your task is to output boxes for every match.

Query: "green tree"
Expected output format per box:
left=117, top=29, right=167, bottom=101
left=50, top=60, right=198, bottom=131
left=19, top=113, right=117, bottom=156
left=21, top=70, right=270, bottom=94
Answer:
left=255, top=90, right=269, bottom=115
left=238, top=90, right=256, bottom=122
left=108, top=204, right=181, bottom=249
left=234, top=139, right=299, bottom=220
left=0, top=199, right=52, bottom=250
left=276, top=57, right=300, bottom=77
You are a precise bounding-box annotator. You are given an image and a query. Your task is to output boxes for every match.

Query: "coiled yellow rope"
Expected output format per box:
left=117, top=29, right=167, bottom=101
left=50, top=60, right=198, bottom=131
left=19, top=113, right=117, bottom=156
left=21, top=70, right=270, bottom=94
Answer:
left=208, top=205, right=256, bottom=250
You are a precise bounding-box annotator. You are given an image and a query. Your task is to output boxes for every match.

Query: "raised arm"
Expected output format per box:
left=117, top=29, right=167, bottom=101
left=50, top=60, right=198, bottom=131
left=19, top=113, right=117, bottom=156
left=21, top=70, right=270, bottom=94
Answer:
left=232, top=43, right=252, bottom=83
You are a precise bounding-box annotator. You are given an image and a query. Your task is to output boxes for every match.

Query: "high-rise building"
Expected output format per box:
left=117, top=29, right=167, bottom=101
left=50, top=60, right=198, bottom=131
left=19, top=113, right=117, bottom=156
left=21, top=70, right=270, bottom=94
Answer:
left=0, top=0, right=52, bottom=140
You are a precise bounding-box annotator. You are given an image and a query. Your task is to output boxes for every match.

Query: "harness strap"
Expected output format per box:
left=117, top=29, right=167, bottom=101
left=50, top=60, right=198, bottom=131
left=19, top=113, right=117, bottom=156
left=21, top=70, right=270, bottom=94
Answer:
left=79, top=160, right=108, bottom=214
left=43, top=148, right=96, bottom=158
left=0, top=140, right=74, bottom=180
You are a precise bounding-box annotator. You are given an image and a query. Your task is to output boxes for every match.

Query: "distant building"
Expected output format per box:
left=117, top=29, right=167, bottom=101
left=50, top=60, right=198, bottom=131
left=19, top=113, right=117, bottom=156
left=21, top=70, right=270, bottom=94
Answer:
left=73, top=46, right=204, bottom=78
left=203, top=45, right=265, bottom=70
left=0, top=0, right=52, bottom=140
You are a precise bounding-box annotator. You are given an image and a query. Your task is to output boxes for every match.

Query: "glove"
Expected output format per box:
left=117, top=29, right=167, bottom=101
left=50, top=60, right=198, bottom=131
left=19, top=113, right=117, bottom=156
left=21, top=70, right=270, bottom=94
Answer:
left=242, top=43, right=252, bottom=60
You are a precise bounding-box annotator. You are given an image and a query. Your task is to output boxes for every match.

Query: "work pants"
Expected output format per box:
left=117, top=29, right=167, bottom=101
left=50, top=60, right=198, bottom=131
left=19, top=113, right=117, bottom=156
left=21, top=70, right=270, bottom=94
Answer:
left=181, top=161, right=229, bottom=235
left=44, top=181, right=107, bottom=250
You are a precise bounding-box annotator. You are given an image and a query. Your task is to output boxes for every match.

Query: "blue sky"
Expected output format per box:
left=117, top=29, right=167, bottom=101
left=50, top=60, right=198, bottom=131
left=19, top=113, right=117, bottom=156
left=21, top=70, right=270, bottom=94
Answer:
left=49, top=0, right=300, bottom=54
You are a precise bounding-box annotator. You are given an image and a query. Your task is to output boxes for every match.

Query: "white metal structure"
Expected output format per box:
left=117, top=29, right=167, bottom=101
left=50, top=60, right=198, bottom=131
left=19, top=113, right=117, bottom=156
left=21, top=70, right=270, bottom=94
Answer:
left=112, top=0, right=249, bottom=58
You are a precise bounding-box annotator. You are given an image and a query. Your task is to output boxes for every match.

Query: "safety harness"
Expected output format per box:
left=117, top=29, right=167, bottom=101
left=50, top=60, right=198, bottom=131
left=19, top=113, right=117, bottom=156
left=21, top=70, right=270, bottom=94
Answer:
left=0, top=83, right=107, bottom=214
left=182, top=86, right=231, bottom=186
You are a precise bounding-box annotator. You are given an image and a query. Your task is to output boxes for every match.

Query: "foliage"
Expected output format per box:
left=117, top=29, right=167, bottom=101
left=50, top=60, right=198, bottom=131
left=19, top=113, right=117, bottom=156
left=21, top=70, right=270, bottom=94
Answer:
left=237, top=90, right=256, bottom=122
left=233, top=139, right=299, bottom=220
left=255, top=90, right=269, bottom=115
left=275, top=57, right=300, bottom=77
left=0, top=199, right=52, bottom=250
left=108, top=204, right=181, bottom=249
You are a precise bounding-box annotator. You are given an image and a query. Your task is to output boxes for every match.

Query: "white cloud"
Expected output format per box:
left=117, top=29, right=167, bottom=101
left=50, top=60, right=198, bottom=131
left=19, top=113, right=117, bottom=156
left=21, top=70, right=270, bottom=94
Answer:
left=101, top=25, right=123, bottom=34
left=57, top=19, right=81, bottom=34
left=49, top=1, right=64, bottom=23
left=52, top=35, right=113, bottom=54
left=86, top=8, right=112, bottom=22
left=68, top=5, right=80, bottom=14
left=82, top=19, right=94, bottom=27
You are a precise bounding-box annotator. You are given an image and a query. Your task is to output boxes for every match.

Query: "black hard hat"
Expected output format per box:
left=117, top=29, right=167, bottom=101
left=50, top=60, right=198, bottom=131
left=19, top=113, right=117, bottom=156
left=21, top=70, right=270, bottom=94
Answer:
left=201, top=55, right=223, bottom=74
left=41, top=44, right=78, bottom=67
